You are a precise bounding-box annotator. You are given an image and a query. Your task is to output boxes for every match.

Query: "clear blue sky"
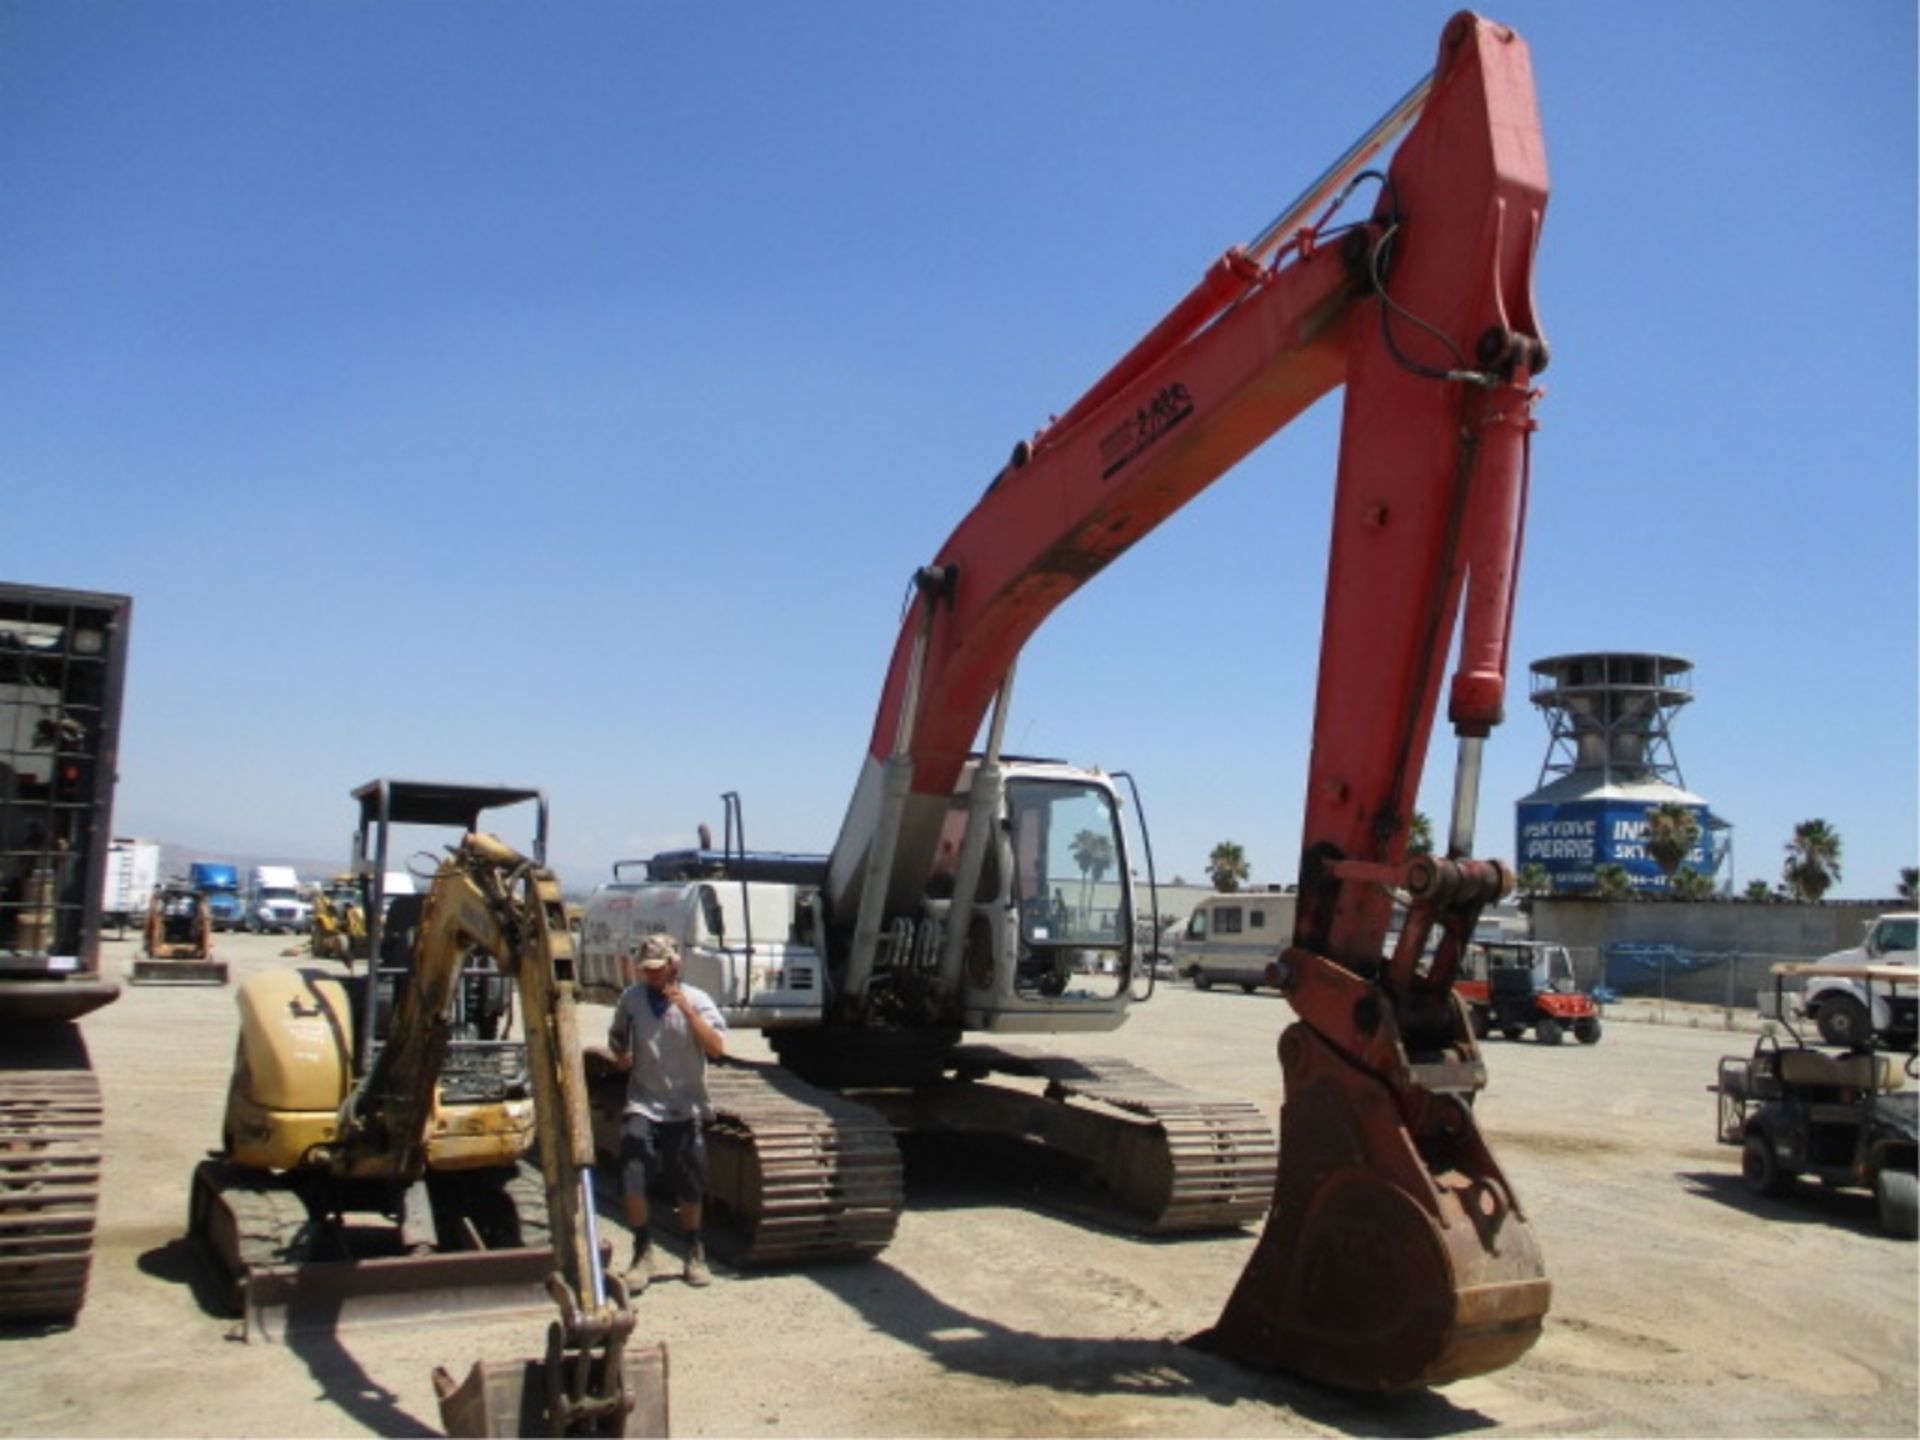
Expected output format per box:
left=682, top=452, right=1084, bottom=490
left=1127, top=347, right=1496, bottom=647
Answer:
left=4, top=1, right=1913, bottom=898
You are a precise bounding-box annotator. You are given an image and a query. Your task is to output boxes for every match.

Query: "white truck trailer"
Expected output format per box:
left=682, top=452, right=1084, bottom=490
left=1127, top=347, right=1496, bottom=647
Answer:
left=103, top=837, right=160, bottom=931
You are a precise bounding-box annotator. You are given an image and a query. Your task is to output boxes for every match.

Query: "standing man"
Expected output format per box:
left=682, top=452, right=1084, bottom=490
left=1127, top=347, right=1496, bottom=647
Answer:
left=607, top=932, right=728, bottom=1291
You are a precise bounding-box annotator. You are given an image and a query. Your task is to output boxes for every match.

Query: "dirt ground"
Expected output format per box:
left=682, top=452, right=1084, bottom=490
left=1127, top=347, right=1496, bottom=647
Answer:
left=2, top=930, right=1914, bottom=1438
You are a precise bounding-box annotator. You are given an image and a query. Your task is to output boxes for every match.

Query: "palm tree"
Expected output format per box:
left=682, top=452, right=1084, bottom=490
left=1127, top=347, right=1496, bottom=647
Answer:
left=1408, top=812, right=1435, bottom=857
left=1781, top=819, right=1842, bottom=902
left=1643, top=802, right=1701, bottom=879
left=1207, top=841, right=1250, bottom=894
left=1592, top=864, right=1633, bottom=901
left=1669, top=869, right=1715, bottom=901
left=1899, top=867, right=1918, bottom=904
left=1069, top=828, right=1114, bottom=923
left=1744, top=879, right=1773, bottom=903
left=1517, top=863, right=1552, bottom=897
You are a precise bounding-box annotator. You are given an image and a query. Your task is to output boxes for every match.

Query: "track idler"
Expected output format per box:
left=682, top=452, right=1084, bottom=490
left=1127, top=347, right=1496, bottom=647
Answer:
left=1202, top=1016, right=1548, bottom=1391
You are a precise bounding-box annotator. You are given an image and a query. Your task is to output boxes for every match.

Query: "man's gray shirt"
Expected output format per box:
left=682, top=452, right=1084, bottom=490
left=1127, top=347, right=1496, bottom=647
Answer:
left=608, top=983, right=729, bottom=1122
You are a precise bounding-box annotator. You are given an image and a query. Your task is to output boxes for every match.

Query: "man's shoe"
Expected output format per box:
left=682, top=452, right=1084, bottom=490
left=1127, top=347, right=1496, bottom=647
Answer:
left=683, top=1243, right=712, bottom=1288
left=623, top=1249, right=652, bottom=1296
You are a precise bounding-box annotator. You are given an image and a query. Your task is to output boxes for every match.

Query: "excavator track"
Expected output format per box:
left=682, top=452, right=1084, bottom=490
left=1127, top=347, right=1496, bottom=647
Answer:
left=586, top=1050, right=904, bottom=1267
left=702, top=1060, right=903, bottom=1265
left=0, top=1051, right=104, bottom=1325
left=188, top=1158, right=560, bottom=1341
left=873, top=1044, right=1276, bottom=1234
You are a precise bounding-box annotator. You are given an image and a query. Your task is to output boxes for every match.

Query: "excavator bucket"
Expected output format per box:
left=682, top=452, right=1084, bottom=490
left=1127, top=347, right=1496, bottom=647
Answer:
left=433, top=1339, right=668, bottom=1437
left=1202, top=1022, right=1549, bottom=1391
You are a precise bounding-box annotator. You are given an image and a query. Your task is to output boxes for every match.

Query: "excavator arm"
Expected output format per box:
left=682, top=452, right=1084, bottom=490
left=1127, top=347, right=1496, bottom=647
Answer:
left=329, top=833, right=644, bottom=1434
left=828, top=12, right=1550, bottom=1389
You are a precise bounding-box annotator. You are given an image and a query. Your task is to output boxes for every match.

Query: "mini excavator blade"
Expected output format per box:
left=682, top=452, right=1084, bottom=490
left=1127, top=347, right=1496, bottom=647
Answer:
left=1202, top=1019, right=1548, bottom=1390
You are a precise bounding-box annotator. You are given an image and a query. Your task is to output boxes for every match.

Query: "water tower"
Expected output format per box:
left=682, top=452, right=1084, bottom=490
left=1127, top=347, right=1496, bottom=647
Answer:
left=1514, top=652, right=1723, bottom=893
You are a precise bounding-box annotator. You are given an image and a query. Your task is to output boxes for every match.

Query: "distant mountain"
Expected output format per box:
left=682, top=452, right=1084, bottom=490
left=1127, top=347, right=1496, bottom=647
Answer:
left=154, top=840, right=344, bottom=885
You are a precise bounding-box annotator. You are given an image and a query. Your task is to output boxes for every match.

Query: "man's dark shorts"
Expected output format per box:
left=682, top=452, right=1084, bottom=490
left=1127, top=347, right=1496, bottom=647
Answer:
left=620, top=1113, right=707, bottom=1205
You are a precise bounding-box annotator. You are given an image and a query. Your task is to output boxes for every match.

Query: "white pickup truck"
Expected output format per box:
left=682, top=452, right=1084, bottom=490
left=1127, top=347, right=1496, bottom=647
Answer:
left=1802, top=913, right=1917, bottom=1047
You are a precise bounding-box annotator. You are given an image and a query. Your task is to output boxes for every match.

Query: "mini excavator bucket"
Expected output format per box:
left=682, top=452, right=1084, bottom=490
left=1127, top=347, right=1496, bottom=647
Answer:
left=1202, top=1018, right=1549, bottom=1390
left=434, top=1344, right=668, bottom=1438
left=432, top=1271, right=670, bottom=1438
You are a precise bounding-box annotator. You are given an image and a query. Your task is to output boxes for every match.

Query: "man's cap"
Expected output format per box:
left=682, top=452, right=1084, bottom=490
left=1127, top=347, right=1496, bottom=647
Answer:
left=638, top=933, right=680, bottom=970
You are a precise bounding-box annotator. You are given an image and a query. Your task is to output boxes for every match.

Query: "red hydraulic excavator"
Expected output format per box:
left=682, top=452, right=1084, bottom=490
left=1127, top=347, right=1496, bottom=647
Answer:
left=581, top=9, right=1551, bottom=1392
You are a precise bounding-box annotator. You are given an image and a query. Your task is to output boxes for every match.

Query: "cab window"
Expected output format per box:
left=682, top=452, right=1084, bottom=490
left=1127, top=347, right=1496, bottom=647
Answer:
left=1871, top=917, right=1917, bottom=954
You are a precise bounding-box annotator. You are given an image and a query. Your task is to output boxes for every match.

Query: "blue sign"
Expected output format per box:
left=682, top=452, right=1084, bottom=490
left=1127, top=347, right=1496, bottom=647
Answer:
left=1516, top=799, right=1712, bottom=893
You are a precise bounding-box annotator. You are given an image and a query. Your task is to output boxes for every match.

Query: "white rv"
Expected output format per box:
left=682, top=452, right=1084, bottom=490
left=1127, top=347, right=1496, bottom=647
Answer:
left=1175, top=890, right=1294, bottom=992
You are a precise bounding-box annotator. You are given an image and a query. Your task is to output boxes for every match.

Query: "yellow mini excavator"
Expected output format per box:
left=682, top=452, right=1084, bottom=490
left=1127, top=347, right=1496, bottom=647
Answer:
left=306, top=873, right=365, bottom=962
left=189, top=780, right=664, bottom=1436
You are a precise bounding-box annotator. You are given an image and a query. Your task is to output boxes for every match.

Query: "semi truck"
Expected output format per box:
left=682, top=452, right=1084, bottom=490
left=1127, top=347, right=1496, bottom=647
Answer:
left=189, top=861, right=245, bottom=932
left=243, top=863, right=310, bottom=934
left=0, top=580, right=133, bottom=1323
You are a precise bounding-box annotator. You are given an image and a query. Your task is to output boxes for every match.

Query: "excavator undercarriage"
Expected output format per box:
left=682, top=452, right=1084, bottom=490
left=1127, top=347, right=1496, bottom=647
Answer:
left=585, top=1041, right=1275, bottom=1263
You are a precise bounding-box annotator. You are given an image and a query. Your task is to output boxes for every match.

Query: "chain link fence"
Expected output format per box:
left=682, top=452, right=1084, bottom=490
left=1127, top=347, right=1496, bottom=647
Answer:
left=1561, top=943, right=1820, bottom=1026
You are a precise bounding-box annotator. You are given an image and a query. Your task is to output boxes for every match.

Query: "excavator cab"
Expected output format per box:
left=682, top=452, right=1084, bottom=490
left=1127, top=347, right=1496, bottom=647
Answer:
left=927, top=760, right=1138, bottom=1023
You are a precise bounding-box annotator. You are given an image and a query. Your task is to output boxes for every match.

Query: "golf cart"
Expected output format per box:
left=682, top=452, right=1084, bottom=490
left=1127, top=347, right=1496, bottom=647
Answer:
left=1714, top=961, right=1918, bottom=1239
left=1458, top=939, right=1602, bottom=1045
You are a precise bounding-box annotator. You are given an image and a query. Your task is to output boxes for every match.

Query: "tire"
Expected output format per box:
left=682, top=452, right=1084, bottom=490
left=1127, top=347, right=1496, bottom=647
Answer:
left=1875, top=1168, right=1918, bottom=1240
left=1501, top=1025, right=1526, bottom=1041
left=1471, top=1007, right=1491, bottom=1040
left=1239, top=981, right=1257, bottom=995
left=1192, top=969, right=1212, bottom=992
left=1535, top=1016, right=1564, bottom=1046
left=1574, top=1017, right=1603, bottom=1045
left=1741, top=1131, right=1790, bottom=1198
left=1815, top=994, right=1871, bottom=1049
